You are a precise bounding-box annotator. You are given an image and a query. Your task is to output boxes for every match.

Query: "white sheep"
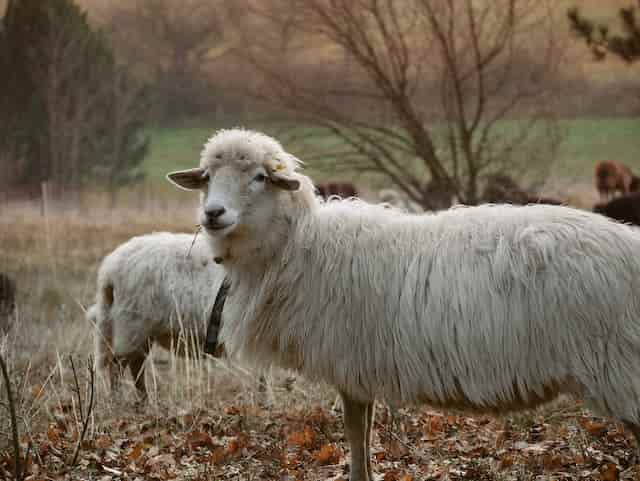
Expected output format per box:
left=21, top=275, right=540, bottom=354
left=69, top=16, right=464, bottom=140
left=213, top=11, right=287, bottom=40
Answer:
left=168, top=128, right=640, bottom=481
left=88, top=232, right=226, bottom=398
left=377, top=188, right=423, bottom=213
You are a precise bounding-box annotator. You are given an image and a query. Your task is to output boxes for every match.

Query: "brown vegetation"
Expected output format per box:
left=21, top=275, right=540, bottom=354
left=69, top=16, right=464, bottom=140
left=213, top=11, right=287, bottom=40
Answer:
left=239, top=0, right=566, bottom=209
left=102, top=0, right=240, bottom=120
left=21, top=0, right=635, bottom=124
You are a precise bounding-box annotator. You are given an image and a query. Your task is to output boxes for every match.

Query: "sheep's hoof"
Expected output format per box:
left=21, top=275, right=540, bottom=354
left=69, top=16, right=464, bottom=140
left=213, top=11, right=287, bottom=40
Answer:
left=283, top=376, right=296, bottom=391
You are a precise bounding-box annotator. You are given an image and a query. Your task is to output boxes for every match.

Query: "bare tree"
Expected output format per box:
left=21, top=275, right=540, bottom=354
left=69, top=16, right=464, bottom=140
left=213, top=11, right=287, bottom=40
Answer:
left=568, top=2, right=640, bottom=63
left=241, top=0, right=564, bottom=208
left=105, top=0, right=240, bottom=119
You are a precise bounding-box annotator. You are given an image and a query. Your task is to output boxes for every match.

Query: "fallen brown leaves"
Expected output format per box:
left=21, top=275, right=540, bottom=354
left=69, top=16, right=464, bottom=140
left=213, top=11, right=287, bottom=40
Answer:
left=3, top=395, right=640, bottom=480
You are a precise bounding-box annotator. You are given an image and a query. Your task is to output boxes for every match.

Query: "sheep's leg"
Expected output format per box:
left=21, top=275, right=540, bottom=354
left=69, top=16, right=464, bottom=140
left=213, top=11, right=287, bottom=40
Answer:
left=125, top=353, right=148, bottom=400
left=258, top=374, right=267, bottom=392
left=365, top=401, right=375, bottom=481
left=623, top=421, right=640, bottom=457
left=341, top=392, right=372, bottom=481
left=110, top=357, right=131, bottom=394
left=108, top=359, right=121, bottom=393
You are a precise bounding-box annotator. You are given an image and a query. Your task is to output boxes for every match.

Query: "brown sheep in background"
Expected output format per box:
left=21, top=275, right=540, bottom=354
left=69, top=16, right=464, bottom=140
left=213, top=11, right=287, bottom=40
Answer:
left=315, top=181, right=358, bottom=200
left=594, top=160, right=638, bottom=201
left=593, top=192, right=640, bottom=226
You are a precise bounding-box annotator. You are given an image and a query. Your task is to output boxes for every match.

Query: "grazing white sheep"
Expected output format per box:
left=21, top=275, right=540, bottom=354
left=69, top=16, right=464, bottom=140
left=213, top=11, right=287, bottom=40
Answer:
left=89, top=232, right=226, bottom=398
left=168, top=128, right=640, bottom=481
left=377, top=188, right=423, bottom=213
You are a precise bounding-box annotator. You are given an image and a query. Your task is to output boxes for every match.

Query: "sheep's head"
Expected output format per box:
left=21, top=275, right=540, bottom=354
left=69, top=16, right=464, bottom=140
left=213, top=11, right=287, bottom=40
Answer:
left=167, top=129, right=303, bottom=258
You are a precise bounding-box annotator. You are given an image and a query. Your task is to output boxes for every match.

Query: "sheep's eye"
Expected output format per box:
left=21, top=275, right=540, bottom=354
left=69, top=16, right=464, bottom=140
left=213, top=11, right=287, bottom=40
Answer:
left=253, top=173, right=267, bottom=183
left=215, top=153, right=222, bottom=159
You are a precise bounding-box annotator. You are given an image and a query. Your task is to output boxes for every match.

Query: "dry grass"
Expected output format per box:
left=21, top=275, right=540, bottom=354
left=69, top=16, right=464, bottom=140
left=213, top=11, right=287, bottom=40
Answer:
left=1, top=194, right=639, bottom=480
left=0, top=196, right=338, bottom=479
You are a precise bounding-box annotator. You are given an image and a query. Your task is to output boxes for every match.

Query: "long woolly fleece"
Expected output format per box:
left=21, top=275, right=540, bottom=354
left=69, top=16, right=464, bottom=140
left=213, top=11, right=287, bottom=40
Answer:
left=92, top=232, right=226, bottom=367
left=219, top=195, right=640, bottom=423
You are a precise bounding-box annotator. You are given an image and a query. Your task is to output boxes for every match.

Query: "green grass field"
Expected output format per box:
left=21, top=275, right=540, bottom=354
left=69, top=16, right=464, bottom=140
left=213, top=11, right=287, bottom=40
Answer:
left=142, top=117, right=640, bottom=188
left=556, top=117, right=640, bottom=179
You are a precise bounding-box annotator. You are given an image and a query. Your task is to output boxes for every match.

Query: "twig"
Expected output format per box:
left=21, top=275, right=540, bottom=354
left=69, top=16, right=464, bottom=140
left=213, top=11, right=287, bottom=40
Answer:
left=21, top=442, right=31, bottom=478
left=0, top=352, right=23, bottom=481
left=69, top=356, right=95, bottom=468
left=186, top=225, right=202, bottom=259
left=69, top=356, right=84, bottom=421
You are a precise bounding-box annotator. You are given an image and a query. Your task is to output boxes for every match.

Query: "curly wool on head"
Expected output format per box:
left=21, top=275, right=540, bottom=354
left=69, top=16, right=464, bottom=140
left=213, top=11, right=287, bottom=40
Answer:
left=200, top=128, right=300, bottom=174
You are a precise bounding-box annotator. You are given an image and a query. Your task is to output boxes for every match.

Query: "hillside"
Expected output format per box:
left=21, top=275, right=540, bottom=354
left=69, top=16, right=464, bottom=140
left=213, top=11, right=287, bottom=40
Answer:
left=3, top=0, right=638, bottom=83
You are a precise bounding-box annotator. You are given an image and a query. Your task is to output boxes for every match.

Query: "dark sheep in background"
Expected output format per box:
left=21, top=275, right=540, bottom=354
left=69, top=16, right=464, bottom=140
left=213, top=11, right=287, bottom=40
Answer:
left=593, top=192, right=640, bottom=226
left=482, top=174, right=525, bottom=204
left=482, top=174, right=563, bottom=206
left=315, top=181, right=358, bottom=200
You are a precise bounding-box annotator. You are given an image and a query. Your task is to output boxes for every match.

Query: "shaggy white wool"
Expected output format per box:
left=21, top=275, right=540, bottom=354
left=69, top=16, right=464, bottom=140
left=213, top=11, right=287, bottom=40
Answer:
left=221, top=198, right=640, bottom=425
left=184, top=131, right=640, bottom=428
left=91, top=232, right=226, bottom=370
left=166, top=129, right=640, bottom=429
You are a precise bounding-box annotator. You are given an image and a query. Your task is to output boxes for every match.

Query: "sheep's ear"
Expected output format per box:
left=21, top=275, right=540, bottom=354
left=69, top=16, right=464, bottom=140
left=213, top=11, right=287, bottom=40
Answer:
left=166, top=167, right=208, bottom=190
left=268, top=170, right=300, bottom=191
left=265, top=155, right=302, bottom=191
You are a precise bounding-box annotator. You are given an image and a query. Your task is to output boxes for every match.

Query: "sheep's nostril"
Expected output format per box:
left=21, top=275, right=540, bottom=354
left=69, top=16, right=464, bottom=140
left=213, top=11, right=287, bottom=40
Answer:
left=205, top=206, right=226, bottom=220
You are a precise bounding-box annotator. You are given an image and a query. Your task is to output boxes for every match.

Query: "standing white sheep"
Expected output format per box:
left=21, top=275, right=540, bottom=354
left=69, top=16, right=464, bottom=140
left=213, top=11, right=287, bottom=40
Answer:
left=168, top=128, right=640, bottom=481
left=88, top=232, right=226, bottom=398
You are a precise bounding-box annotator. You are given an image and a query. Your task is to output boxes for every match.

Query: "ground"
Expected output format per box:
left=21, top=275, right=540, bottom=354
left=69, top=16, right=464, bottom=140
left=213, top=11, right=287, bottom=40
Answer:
left=2, top=115, right=640, bottom=480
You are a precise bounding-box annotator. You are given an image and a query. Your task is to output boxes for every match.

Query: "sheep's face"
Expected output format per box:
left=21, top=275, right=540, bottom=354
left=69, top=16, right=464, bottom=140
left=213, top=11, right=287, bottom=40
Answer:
left=167, top=129, right=302, bottom=251
left=205, top=162, right=301, bottom=236
left=168, top=163, right=300, bottom=238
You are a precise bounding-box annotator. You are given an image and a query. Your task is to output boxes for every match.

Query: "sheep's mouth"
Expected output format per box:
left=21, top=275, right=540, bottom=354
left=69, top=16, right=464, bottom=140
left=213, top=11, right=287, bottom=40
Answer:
left=202, top=221, right=235, bottom=232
